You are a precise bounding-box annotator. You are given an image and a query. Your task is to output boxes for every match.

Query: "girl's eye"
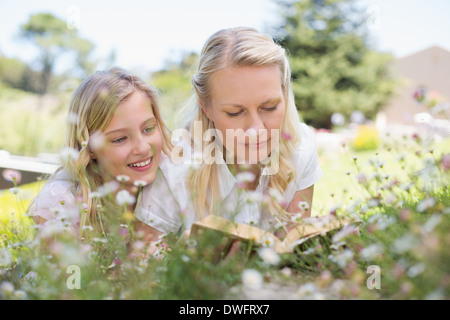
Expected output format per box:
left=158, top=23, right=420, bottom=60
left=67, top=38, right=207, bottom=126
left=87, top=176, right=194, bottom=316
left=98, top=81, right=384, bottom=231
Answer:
left=112, top=137, right=126, bottom=144
left=144, top=126, right=155, bottom=133
left=226, top=110, right=244, bottom=117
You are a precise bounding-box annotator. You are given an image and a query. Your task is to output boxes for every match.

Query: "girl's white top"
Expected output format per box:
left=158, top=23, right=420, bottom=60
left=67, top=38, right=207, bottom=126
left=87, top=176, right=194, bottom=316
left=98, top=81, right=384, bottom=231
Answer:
left=134, top=123, right=323, bottom=234
left=28, top=170, right=81, bottom=236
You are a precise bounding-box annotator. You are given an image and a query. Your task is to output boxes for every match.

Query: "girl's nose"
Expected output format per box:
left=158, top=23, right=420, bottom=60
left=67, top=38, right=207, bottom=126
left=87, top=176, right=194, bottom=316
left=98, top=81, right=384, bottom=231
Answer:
left=133, top=134, right=151, bottom=155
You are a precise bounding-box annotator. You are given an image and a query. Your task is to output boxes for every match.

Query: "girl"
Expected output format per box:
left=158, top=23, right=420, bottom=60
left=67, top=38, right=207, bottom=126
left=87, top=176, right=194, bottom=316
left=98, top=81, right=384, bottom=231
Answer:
left=135, top=27, right=323, bottom=237
left=29, top=67, right=170, bottom=245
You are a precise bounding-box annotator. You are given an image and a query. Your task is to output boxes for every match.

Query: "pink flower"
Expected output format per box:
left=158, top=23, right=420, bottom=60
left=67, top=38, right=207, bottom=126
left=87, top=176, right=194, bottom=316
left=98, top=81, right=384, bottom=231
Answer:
left=281, top=132, right=292, bottom=141
left=442, top=154, right=450, bottom=171
left=2, top=169, right=21, bottom=184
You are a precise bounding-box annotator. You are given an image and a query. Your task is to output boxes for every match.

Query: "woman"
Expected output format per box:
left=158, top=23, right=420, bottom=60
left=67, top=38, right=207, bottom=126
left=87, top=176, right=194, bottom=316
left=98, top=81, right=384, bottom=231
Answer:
left=29, top=67, right=171, bottom=247
left=135, top=27, right=322, bottom=237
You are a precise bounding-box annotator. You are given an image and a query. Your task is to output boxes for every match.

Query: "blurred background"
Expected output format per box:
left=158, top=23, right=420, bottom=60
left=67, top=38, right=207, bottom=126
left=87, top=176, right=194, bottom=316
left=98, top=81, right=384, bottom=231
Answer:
left=0, top=0, right=449, bottom=188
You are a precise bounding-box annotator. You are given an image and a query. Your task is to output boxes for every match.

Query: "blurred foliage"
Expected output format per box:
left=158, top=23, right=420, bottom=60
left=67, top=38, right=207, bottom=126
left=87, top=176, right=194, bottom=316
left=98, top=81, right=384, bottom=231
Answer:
left=19, top=12, right=96, bottom=94
left=0, top=56, right=41, bottom=93
left=149, top=52, right=197, bottom=129
left=0, top=84, right=68, bottom=156
left=275, top=0, right=398, bottom=128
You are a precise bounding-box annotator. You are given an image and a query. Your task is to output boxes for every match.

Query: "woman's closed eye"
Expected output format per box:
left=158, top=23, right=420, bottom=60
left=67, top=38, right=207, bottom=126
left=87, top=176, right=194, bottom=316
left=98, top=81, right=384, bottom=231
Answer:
left=263, top=105, right=278, bottom=112
left=225, top=110, right=244, bottom=117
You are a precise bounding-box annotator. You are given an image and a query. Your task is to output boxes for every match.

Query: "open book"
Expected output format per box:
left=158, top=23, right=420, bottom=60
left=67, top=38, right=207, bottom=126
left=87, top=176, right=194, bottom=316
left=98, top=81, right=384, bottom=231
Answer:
left=190, top=214, right=360, bottom=254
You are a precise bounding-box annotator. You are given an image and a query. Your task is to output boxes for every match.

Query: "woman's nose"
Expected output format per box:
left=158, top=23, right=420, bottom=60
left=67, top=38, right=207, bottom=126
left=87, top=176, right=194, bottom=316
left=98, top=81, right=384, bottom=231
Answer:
left=247, top=113, right=265, bottom=131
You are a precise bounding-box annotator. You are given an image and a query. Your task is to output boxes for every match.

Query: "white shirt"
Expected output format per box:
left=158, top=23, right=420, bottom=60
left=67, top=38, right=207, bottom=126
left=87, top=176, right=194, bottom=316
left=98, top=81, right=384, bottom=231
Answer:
left=135, top=123, right=323, bottom=234
left=28, top=170, right=81, bottom=236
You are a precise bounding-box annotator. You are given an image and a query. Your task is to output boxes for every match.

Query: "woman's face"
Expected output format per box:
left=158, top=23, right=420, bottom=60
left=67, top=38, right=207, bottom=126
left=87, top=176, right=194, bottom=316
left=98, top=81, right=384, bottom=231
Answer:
left=204, top=65, right=285, bottom=164
left=90, top=90, right=162, bottom=191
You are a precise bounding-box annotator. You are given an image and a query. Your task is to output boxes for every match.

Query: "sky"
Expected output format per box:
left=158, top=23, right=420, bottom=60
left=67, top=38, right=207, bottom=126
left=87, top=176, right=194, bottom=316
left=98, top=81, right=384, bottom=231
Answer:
left=1, top=0, right=450, bottom=73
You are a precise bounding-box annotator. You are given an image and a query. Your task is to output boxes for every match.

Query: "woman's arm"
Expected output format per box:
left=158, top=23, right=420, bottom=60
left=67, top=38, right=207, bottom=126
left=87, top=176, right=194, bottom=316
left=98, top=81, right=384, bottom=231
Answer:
left=133, top=219, right=165, bottom=257
left=286, top=185, right=314, bottom=218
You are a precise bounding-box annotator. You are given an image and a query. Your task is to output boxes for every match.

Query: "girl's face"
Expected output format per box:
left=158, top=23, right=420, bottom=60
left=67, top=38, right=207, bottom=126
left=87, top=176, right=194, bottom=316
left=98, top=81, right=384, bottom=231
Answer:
left=204, top=65, right=285, bottom=164
left=90, top=90, right=162, bottom=191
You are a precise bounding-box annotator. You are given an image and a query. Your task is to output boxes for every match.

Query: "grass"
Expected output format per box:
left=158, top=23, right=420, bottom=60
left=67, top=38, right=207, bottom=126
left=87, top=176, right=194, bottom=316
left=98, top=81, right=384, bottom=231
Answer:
left=0, top=130, right=449, bottom=300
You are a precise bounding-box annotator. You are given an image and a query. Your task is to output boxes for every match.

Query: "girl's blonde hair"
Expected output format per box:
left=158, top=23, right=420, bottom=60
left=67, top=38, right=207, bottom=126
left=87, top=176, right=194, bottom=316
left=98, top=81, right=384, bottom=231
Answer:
left=183, top=27, right=302, bottom=221
left=35, top=67, right=172, bottom=238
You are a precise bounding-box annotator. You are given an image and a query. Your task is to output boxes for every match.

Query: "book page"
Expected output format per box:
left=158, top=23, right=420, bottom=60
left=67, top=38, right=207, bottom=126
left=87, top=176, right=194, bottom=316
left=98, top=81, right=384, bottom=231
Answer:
left=282, top=215, right=355, bottom=248
left=190, top=215, right=288, bottom=253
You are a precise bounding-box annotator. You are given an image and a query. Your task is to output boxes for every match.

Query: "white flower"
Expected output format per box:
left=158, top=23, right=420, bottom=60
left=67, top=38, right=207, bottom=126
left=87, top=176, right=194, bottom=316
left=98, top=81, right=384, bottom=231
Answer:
left=298, top=201, right=310, bottom=211
left=392, top=234, right=419, bottom=253
left=89, top=131, right=106, bottom=151
left=417, top=197, right=436, bottom=212
left=133, top=180, right=148, bottom=187
left=88, top=191, right=101, bottom=199
left=82, top=225, right=94, bottom=232
left=38, top=220, right=67, bottom=238
left=60, top=147, right=80, bottom=162
left=14, top=290, right=27, bottom=299
left=9, top=187, right=20, bottom=195
left=297, top=283, right=325, bottom=299
left=356, top=173, right=367, bottom=183
left=261, top=235, right=276, bottom=248
left=116, top=175, right=130, bottom=183
left=407, top=263, right=426, bottom=278
left=421, top=214, right=442, bottom=234
left=367, top=213, right=395, bottom=230
left=329, top=249, right=354, bottom=268
left=0, top=282, right=14, bottom=295
left=290, top=212, right=303, bottom=222
left=185, top=239, right=198, bottom=248
left=332, top=224, right=359, bottom=243
left=257, top=247, right=280, bottom=266
left=236, top=171, right=256, bottom=183
left=116, top=190, right=136, bottom=206
left=0, top=248, right=13, bottom=266
left=245, top=191, right=263, bottom=204
left=360, top=243, right=384, bottom=260
left=242, top=269, right=263, bottom=290
left=96, top=181, right=120, bottom=197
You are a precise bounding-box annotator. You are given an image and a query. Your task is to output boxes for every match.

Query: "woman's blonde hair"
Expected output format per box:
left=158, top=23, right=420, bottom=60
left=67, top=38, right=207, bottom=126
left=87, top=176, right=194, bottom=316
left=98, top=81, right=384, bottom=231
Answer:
left=183, top=27, right=302, bottom=221
left=35, top=67, right=172, bottom=238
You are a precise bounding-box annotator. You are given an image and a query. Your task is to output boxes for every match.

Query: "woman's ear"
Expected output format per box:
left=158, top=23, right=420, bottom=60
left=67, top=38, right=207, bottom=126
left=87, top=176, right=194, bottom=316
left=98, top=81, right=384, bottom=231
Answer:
left=200, top=99, right=212, bottom=121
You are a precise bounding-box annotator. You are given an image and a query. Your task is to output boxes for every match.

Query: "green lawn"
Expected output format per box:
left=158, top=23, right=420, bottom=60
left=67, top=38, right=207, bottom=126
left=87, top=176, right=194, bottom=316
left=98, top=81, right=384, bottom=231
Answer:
left=313, top=136, right=450, bottom=216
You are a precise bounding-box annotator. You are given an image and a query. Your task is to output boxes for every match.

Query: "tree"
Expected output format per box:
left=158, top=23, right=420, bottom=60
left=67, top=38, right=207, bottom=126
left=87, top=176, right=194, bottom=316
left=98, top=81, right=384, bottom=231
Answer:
left=20, top=12, right=95, bottom=94
left=0, top=55, right=41, bottom=93
left=150, top=52, right=197, bottom=129
left=274, top=0, right=396, bottom=129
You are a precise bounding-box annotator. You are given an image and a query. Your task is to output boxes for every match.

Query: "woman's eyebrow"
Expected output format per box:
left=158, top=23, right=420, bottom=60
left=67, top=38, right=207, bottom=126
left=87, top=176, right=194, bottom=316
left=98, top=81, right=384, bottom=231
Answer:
left=260, top=97, right=282, bottom=106
left=219, top=97, right=282, bottom=109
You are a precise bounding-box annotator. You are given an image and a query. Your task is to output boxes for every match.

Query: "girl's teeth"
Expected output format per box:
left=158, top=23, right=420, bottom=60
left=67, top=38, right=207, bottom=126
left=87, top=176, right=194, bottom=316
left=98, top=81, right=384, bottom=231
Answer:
left=129, top=158, right=151, bottom=167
